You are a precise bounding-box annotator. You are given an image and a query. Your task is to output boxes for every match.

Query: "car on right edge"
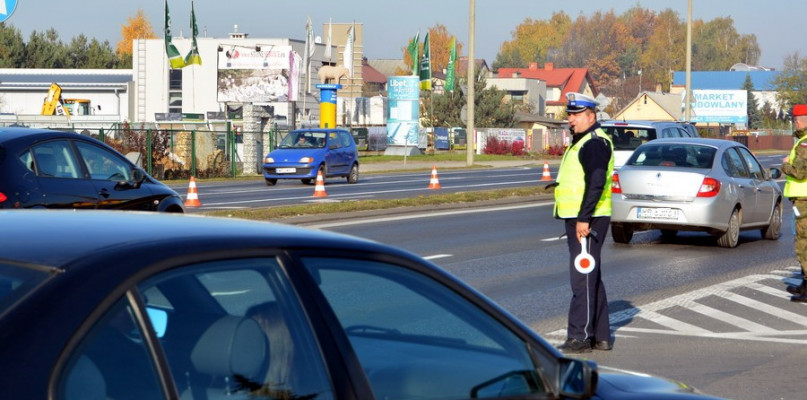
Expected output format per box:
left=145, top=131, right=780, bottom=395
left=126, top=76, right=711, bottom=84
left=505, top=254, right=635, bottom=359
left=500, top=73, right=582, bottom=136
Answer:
left=610, top=138, right=782, bottom=248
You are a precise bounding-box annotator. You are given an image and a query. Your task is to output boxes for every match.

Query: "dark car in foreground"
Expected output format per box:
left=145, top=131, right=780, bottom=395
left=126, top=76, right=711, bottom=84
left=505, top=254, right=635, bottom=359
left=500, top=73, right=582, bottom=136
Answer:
left=262, top=128, right=359, bottom=185
left=0, top=127, right=183, bottom=212
left=611, top=138, right=782, bottom=247
left=0, top=211, right=723, bottom=400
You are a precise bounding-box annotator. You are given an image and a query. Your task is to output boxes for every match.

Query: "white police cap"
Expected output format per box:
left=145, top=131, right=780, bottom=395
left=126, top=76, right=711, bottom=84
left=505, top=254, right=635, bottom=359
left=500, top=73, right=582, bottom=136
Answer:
left=565, top=92, right=598, bottom=114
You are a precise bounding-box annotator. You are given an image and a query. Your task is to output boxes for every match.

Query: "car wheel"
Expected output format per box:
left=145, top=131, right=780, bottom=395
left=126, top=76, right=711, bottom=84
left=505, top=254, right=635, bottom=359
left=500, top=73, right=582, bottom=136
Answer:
left=660, top=229, right=677, bottom=240
left=611, top=223, right=634, bottom=244
left=717, top=208, right=741, bottom=248
left=761, top=201, right=782, bottom=240
left=265, top=178, right=277, bottom=186
left=347, top=163, right=359, bottom=184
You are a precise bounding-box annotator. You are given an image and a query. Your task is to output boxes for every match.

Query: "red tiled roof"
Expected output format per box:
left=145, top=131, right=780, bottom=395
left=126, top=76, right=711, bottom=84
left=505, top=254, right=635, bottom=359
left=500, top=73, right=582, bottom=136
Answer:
left=362, top=60, right=387, bottom=84
left=498, top=63, right=597, bottom=104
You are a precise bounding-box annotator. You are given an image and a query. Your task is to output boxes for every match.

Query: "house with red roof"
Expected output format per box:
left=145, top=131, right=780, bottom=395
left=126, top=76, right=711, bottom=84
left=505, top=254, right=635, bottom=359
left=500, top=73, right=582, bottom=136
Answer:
left=497, top=63, right=599, bottom=119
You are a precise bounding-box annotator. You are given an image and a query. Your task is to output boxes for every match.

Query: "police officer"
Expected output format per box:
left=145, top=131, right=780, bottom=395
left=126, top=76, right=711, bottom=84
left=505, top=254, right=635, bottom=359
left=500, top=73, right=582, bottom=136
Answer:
left=554, top=92, right=614, bottom=353
left=782, top=104, right=807, bottom=302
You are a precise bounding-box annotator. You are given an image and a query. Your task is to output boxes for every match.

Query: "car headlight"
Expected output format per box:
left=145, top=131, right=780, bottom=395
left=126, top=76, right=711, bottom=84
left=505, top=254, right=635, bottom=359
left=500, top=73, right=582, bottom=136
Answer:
left=264, top=157, right=274, bottom=164
left=299, top=157, right=314, bottom=163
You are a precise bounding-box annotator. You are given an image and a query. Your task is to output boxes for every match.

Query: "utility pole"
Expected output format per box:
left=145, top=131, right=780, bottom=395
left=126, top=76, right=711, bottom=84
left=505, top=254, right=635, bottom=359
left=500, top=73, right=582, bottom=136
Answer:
left=466, top=0, right=475, bottom=166
left=684, top=0, right=693, bottom=121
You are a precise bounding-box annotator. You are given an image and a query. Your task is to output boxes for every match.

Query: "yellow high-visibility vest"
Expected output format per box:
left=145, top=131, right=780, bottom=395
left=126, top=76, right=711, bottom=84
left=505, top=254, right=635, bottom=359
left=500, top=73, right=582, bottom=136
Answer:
left=784, top=135, right=807, bottom=197
left=554, top=129, right=614, bottom=218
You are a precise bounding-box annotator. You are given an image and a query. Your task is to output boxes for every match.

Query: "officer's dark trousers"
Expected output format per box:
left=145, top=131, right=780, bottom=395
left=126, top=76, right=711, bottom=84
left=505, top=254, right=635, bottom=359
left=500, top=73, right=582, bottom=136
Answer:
left=564, top=217, right=611, bottom=342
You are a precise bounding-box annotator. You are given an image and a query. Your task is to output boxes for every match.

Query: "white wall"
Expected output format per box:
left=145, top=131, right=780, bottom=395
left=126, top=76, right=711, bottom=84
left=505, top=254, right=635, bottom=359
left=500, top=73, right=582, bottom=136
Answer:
left=134, top=36, right=331, bottom=123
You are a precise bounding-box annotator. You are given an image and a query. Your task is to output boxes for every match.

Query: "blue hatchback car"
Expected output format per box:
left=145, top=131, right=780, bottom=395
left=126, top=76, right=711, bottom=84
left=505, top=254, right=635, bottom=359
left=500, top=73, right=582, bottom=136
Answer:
left=262, top=128, right=360, bottom=186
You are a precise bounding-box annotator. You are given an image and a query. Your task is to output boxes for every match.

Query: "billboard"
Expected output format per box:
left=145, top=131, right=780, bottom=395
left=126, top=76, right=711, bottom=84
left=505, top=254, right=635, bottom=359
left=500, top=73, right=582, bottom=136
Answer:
left=690, top=90, right=747, bottom=123
left=217, top=45, right=300, bottom=103
left=387, top=76, right=420, bottom=146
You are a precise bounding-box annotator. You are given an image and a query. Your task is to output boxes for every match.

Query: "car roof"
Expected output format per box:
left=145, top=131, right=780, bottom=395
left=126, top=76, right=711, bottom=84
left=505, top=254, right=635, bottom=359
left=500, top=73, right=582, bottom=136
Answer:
left=640, top=137, right=739, bottom=148
left=0, top=211, right=392, bottom=269
left=0, top=127, right=83, bottom=144
left=291, top=128, right=349, bottom=134
left=600, top=120, right=681, bottom=128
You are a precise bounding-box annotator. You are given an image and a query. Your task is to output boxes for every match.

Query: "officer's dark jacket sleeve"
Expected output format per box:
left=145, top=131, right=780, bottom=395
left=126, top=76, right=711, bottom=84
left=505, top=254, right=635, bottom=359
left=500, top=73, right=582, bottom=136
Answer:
left=576, top=126, right=612, bottom=222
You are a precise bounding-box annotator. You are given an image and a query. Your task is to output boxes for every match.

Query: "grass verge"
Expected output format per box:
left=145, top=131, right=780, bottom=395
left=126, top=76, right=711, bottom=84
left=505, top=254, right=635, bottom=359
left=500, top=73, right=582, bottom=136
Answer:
left=203, top=185, right=553, bottom=221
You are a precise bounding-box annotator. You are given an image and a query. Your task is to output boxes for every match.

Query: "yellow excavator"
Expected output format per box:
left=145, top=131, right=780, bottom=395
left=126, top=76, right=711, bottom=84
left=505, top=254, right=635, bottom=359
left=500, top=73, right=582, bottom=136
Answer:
left=41, top=83, right=70, bottom=117
left=41, top=83, right=90, bottom=117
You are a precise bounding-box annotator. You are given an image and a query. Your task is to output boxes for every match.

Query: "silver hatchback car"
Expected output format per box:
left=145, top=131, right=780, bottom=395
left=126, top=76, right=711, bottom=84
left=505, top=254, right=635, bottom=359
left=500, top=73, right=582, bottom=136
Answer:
left=611, top=138, right=783, bottom=248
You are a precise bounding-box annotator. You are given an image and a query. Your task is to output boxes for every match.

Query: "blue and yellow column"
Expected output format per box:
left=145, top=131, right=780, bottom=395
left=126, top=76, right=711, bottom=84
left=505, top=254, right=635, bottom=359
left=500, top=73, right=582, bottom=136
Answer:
left=316, top=83, right=342, bottom=128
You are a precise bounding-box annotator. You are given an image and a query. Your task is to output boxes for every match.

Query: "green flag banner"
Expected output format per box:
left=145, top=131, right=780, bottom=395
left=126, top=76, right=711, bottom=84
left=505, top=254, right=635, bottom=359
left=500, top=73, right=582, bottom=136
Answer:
left=445, top=37, right=456, bottom=92
left=407, top=31, right=419, bottom=76
left=419, top=32, right=431, bottom=90
left=164, top=0, right=185, bottom=69
left=184, top=1, right=202, bottom=66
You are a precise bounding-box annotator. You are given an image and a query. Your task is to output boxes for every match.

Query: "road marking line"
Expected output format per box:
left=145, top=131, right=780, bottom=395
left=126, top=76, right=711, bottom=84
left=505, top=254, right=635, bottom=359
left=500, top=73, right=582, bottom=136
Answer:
left=724, top=287, right=807, bottom=327
left=688, top=303, right=778, bottom=333
left=304, top=202, right=554, bottom=229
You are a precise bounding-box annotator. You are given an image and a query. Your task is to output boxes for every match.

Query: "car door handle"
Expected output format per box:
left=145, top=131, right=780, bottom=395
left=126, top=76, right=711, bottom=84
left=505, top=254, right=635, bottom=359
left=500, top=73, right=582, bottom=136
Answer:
left=99, top=188, right=110, bottom=198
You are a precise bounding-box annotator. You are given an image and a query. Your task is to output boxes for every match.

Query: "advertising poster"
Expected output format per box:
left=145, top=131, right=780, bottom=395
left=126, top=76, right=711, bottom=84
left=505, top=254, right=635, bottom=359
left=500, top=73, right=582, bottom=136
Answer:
left=387, top=76, right=420, bottom=146
left=689, top=90, right=747, bottom=123
left=217, top=45, right=300, bottom=103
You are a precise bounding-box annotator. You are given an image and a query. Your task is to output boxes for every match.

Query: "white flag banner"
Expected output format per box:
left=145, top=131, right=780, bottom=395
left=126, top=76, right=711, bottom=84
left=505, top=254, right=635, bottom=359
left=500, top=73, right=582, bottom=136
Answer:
left=324, top=18, right=332, bottom=60
left=343, top=24, right=354, bottom=76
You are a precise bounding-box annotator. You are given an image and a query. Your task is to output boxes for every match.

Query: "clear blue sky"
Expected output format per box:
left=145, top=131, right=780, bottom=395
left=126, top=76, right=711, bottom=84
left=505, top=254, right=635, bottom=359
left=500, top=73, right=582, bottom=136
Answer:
left=7, top=0, right=805, bottom=71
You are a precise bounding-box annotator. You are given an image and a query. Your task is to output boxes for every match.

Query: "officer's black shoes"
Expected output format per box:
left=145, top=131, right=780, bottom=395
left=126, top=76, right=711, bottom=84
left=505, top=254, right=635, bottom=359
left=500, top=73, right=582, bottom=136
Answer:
left=593, top=340, right=613, bottom=351
left=791, top=294, right=807, bottom=303
left=786, top=280, right=807, bottom=296
left=558, top=338, right=592, bottom=353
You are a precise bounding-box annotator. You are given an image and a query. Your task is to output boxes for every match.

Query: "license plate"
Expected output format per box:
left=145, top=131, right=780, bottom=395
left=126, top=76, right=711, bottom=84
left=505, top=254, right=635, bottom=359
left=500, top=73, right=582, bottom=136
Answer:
left=276, top=168, right=296, bottom=174
left=637, top=207, right=679, bottom=220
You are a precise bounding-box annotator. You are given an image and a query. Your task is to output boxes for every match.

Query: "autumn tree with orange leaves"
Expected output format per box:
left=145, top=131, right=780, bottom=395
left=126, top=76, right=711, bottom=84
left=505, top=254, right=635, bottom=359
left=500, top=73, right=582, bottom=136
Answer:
left=117, top=9, right=156, bottom=66
left=397, top=24, right=463, bottom=76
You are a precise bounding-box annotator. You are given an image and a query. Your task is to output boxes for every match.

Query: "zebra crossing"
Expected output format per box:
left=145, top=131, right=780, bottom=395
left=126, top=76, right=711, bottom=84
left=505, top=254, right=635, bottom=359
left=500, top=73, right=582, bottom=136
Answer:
left=546, top=266, right=807, bottom=345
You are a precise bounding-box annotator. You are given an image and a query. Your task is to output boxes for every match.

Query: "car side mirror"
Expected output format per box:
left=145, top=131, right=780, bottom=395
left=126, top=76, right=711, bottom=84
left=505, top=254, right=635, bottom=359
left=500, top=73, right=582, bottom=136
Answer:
left=330, top=144, right=338, bottom=150
left=558, top=358, right=597, bottom=399
left=769, top=167, right=782, bottom=180
left=118, top=168, right=146, bottom=190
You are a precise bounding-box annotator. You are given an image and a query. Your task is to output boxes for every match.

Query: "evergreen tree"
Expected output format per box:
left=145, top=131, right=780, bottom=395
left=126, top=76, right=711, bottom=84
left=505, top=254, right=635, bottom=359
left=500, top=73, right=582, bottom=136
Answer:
left=0, top=23, right=26, bottom=67
left=742, top=74, right=761, bottom=129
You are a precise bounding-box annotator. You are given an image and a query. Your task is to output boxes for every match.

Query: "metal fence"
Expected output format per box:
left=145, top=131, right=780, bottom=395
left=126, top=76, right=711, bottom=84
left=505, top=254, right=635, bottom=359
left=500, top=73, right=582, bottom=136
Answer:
left=64, top=123, right=286, bottom=180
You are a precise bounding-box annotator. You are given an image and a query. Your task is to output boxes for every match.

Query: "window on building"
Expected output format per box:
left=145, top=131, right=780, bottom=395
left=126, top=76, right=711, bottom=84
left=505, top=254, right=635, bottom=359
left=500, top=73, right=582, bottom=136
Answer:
left=168, top=69, right=182, bottom=114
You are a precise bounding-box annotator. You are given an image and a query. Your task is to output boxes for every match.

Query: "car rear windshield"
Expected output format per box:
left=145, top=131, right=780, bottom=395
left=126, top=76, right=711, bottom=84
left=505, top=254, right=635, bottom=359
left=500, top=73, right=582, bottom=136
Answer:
left=601, top=126, right=657, bottom=151
left=627, top=143, right=716, bottom=169
left=0, top=263, right=52, bottom=315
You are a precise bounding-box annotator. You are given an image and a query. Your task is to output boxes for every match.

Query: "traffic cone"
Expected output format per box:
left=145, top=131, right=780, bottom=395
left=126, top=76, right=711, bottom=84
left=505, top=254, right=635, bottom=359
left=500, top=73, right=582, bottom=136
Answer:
left=184, top=176, right=201, bottom=207
left=541, top=161, right=552, bottom=181
left=428, top=166, right=441, bottom=189
left=313, top=170, right=327, bottom=197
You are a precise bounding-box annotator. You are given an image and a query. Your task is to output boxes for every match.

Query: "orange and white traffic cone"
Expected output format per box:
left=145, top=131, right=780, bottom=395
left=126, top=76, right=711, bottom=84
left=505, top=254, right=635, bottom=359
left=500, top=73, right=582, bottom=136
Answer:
left=313, top=170, right=327, bottom=197
left=428, top=166, right=441, bottom=189
left=541, top=161, right=552, bottom=181
left=184, top=176, right=201, bottom=207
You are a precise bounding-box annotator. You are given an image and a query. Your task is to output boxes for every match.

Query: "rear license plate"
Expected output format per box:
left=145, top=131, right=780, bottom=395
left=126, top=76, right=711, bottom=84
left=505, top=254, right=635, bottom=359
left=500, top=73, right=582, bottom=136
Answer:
left=637, top=207, right=679, bottom=220
left=276, top=168, right=296, bottom=174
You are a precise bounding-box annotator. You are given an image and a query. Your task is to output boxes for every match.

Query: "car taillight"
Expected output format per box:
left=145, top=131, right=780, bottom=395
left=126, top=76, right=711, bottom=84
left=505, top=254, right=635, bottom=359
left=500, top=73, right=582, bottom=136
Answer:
left=611, top=173, right=622, bottom=194
left=696, top=177, right=721, bottom=197
left=0, top=192, right=6, bottom=203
